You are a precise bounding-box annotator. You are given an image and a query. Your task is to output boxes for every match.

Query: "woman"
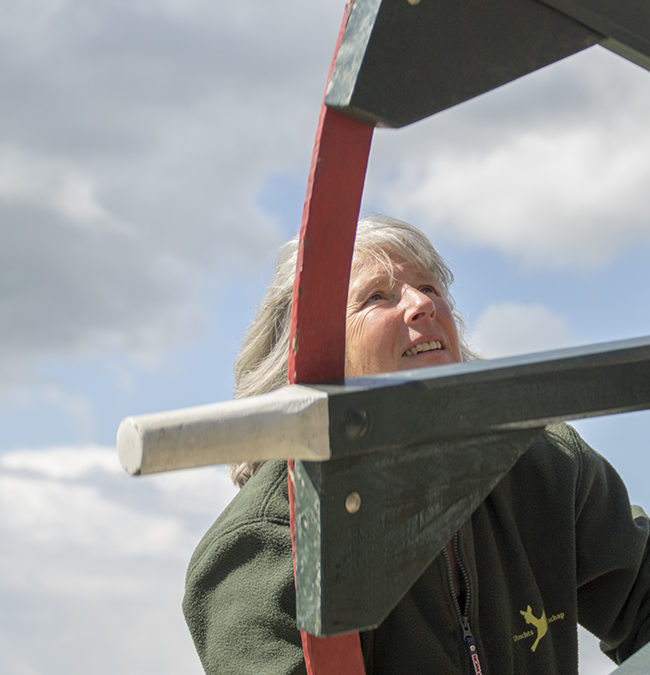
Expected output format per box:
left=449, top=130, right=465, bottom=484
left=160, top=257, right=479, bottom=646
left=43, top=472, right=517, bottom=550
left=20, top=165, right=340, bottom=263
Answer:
left=184, top=216, right=650, bottom=673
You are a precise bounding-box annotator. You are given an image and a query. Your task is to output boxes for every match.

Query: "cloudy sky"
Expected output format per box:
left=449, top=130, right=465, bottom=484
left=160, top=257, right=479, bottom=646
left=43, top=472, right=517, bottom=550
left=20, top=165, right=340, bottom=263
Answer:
left=2, top=1, right=649, bottom=673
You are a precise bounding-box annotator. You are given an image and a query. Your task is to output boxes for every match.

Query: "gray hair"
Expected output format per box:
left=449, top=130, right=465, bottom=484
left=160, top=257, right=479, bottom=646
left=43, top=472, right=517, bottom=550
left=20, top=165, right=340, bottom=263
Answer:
left=230, top=215, right=477, bottom=487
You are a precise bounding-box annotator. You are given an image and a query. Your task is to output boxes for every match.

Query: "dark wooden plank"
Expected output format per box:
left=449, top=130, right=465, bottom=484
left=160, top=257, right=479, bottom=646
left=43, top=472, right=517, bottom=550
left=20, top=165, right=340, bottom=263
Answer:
left=323, top=336, right=650, bottom=460
left=326, top=0, right=600, bottom=127
left=538, top=0, right=650, bottom=69
left=295, top=336, right=650, bottom=634
left=295, top=428, right=542, bottom=634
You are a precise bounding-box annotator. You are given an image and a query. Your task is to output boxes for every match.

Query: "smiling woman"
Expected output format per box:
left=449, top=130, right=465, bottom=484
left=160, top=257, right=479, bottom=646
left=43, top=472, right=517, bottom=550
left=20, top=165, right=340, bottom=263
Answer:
left=344, top=257, right=462, bottom=376
left=228, top=215, right=476, bottom=485
left=182, top=215, right=650, bottom=675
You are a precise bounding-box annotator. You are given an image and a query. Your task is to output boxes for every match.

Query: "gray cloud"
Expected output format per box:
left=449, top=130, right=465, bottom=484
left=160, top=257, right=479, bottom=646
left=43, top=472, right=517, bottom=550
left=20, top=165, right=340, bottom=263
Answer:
left=0, top=0, right=342, bottom=381
left=0, top=445, right=237, bottom=674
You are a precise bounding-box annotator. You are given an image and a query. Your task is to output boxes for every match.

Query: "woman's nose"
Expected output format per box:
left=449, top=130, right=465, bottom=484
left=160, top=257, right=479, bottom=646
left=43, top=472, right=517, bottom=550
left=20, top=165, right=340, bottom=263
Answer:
left=403, top=286, right=435, bottom=322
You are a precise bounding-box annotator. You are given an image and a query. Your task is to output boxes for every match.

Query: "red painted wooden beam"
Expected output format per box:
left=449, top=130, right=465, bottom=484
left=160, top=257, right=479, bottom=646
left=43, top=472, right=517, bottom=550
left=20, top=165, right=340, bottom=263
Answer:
left=288, top=104, right=374, bottom=385
left=287, top=3, right=374, bottom=673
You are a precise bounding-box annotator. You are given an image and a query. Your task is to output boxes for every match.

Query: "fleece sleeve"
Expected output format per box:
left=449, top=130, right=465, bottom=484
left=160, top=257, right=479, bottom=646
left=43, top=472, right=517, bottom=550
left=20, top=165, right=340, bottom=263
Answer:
left=183, top=461, right=306, bottom=675
left=571, top=427, right=650, bottom=664
left=183, top=516, right=305, bottom=675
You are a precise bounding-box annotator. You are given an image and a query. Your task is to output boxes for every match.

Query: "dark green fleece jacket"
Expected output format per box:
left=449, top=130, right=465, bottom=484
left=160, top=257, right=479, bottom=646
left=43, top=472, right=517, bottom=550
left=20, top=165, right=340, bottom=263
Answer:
left=183, top=424, right=650, bottom=674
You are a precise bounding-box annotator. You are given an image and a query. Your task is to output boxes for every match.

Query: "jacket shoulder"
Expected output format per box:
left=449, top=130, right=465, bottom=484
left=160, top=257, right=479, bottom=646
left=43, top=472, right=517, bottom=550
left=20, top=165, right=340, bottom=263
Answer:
left=525, top=422, right=593, bottom=475
left=187, top=460, right=290, bottom=574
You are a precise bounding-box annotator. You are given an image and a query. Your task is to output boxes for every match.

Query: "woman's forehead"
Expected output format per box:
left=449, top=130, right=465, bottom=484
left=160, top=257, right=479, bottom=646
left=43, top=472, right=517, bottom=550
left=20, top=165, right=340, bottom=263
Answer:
left=352, top=249, right=402, bottom=273
left=349, top=252, right=434, bottom=288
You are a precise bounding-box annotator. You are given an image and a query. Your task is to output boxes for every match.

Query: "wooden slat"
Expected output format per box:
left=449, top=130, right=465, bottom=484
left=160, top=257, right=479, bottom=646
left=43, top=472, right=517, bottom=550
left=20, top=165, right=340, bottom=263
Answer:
left=286, top=2, right=374, bottom=672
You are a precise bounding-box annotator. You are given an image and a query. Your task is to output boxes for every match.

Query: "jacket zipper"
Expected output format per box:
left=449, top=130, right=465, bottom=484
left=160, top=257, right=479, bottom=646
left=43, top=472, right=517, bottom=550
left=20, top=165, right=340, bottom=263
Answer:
left=443, top=534, right=484, bottom=675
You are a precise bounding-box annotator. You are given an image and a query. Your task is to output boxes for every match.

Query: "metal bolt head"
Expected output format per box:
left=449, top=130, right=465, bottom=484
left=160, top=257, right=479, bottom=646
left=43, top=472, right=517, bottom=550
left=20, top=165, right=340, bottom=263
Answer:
left=344, top=409, right=369, bottom=440
left=345, top=491, right=362, bottom=514
left=407, top=0, right=421, bottom=5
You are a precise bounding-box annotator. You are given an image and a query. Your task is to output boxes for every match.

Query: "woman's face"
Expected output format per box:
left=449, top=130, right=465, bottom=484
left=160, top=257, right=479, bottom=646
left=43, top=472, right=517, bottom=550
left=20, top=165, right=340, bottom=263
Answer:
left=345, top=255, right=461, bottom=377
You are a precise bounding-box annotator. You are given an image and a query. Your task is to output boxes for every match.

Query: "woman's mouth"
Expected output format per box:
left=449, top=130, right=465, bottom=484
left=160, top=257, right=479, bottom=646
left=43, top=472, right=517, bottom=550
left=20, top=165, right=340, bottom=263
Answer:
left=403, top=340, right=443, bottom=357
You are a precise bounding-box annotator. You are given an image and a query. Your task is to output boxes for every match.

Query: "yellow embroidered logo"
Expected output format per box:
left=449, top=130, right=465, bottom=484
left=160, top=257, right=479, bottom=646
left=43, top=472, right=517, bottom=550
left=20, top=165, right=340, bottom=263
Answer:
left=519, top=605, right=548, bottom=652
left=513, top=607, right=565, bottom=651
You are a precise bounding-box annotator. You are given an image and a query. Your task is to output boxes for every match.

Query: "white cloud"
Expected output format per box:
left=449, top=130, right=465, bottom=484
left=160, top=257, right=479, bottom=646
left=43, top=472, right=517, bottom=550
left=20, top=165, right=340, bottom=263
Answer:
left=469, top=302, right=578, bottom=359
left=0, top=444, right=119, bottom=478
left=402, top=126, right=650, bottom=268
left=369, top=46, right=650, bottom=269
left=0, top=445, right=237, bottom=674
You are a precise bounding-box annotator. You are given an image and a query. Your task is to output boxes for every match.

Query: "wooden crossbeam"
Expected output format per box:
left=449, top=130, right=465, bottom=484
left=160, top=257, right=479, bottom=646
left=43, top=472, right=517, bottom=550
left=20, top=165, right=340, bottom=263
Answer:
left=325, top=0, right=650, bottom=127
left=117, top=336, right=650, bottom=475
left=118, top=335, right=650, bottom=637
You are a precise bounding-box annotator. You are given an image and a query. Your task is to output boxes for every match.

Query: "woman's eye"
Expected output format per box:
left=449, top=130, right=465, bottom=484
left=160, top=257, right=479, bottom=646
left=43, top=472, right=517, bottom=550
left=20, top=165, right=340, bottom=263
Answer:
left=363, top=290, right=390, bottom=306
left=419, top=285, right=438, bottom=296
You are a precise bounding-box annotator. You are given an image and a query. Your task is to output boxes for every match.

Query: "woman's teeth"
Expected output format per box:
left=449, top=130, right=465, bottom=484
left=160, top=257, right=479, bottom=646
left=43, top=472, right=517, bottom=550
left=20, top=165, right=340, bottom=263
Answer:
left=403, top=340, right=442, bottom=357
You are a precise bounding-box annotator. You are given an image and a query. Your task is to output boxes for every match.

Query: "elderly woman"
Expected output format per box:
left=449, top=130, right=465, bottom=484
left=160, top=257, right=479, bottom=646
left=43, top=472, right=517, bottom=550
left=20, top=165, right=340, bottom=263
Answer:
left=183, top=216, right=650, bottom=674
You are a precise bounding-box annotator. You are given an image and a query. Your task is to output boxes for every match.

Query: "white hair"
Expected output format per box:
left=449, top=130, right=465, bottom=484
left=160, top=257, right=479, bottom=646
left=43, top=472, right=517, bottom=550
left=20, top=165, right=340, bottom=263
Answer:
left=230, top=215, right=477, bottom=487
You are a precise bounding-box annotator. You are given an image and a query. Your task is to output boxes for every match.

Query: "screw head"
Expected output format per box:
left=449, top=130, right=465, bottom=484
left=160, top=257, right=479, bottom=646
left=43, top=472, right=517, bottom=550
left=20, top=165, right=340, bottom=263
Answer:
left=345, top=491, right=362, bottom=514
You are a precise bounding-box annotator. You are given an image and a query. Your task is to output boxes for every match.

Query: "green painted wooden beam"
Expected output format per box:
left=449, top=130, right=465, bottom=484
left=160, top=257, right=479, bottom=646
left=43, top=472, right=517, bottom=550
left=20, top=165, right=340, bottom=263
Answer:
left=326, top=0, right=650, bottom=128
left=325, top=0, right=600, bottom=127
left=538, top=0, right=650, bottom=70
left=294, top=427, right=541, bottom=635
left=294, top=336, right=650, bottom=634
